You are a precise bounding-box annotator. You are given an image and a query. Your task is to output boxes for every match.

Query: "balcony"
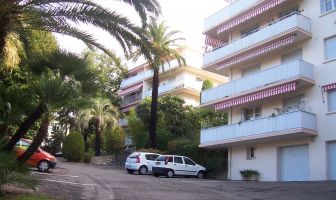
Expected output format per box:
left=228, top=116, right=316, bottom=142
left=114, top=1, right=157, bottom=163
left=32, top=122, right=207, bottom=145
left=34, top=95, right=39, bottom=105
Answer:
left=200, top=111, right=317, bottom=148
left=120, top=93, right=142, bottom=107
left=203, top=13, right=312, bottom=70
left=201, top=60, right=314, bottom=106
left=120, top=59, right=186, bottom=89
left=143, top=80, right=202, bottom=98
left=204, top=0, right=260, bottom=32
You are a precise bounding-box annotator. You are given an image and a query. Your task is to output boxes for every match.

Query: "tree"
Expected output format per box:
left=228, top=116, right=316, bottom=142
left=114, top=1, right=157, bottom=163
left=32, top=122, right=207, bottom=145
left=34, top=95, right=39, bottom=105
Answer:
left=63, top=131, right=85, bottom=162
left=202, top=79, right=214, bottom=90
left=103, top=126, right=125, bottom=155
left=79, top=98, right=120, bottom=156
left=132, top=22, right=185, bottom=148
left=0, top=0, right=161, bottom=65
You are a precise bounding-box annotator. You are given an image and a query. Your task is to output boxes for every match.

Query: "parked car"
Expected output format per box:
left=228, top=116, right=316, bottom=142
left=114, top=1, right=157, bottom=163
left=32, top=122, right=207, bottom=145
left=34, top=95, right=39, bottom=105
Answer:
left=125, top=152, right=161, bottom=175
left=152, top=155, right=206, bottom=178
left=15, top=139, right=57, bottom=172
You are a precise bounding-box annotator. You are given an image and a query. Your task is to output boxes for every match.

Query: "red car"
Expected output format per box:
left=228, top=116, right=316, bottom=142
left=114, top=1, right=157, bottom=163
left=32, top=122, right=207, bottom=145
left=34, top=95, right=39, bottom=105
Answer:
left=15, top=139, right=57, bottom=172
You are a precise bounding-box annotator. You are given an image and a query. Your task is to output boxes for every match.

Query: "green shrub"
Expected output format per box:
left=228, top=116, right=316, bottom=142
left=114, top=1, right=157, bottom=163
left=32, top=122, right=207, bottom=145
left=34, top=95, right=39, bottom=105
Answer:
left=103, top=126, right=125, bottom=155
left=62, top=131, right=84, bottom=162
left=240, top=169, right=260, bottom=180
left=202, top=79, right=213, bottom=90
left=0, top=150, right=39, bottom=192
left=83, top=152, right=93, bottom=163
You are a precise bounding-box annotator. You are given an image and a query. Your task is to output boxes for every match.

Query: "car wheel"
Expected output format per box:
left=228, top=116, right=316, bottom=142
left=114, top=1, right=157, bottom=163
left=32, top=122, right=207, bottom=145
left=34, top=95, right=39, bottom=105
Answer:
left=138, top=166, right=148, bottom=175
left=166, top=170, right=174, bottom=178
left=38, top=160, right=50, bottom=172
left=127, top=169, right=134, bottom=174
left=154, top=173, right=160, bottom=177
left=197, top=171, right=204, bottom=179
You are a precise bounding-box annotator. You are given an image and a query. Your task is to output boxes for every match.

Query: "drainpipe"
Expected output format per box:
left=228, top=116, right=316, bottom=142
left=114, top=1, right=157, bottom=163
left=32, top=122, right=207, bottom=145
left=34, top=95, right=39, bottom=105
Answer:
left=228, top=146, right=232, bottom=181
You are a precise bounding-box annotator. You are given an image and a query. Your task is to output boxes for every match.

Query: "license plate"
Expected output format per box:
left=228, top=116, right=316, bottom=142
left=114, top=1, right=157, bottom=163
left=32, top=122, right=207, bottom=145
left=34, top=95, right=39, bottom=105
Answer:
left=156, top=162, right=161, bottom=165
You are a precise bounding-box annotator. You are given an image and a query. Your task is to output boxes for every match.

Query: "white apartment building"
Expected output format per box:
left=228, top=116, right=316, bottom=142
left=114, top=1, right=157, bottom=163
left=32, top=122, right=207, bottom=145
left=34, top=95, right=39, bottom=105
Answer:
left=118, top=47, right=226, bottom=145
left=199, top=0, right=336, bottom=181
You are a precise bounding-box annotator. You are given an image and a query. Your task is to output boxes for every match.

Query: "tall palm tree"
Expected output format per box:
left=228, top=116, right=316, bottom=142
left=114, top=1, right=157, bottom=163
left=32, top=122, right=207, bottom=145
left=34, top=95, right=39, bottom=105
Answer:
left=79, top=98, right=120, bottom=156
left=132, top=22, right=185, bottom=148
left=0, top=0, right=161, bottom=64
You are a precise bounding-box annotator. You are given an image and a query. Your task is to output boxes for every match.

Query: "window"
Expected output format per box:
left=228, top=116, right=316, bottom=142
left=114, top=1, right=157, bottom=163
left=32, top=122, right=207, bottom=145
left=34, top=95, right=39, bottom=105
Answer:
left=174, top=157, right=183, bottom=164
left=320, top=0, right=336, bottom=13
left=241, top=64, right=260, bottom=77
left=243, top=106, right=261, bottom=121
left=145, top=154, right=159, bottom=161
left=184, top=157, right=196, bottom=166
left=324, top=36, right=336, bottom=60
left=167, top=156, right=173, bottom=163
left=281, top=49, right=302, bottom=63
left=247, top=147, right=256, bottom=160
left=328, top=89, right=336, bottom=112
left=196, top=77, right=203, bottom=82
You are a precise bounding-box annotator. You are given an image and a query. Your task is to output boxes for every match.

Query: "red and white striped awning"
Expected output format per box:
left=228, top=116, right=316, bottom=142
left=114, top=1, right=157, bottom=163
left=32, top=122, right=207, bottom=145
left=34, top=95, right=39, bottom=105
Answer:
left=217, top=35, right=295, bottom=70
left=217, top=0, right=289, bottom=34
left=118, top=83, right=143, bottom=96
left=215, top=82, right=297, bottom=111
left=322, top=82, right=336, bottom=91
left=205, top=35, right=226, bottom=49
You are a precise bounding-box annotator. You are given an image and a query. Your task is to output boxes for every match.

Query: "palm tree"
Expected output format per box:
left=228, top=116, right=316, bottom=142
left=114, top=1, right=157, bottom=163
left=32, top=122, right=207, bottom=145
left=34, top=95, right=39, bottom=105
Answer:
left=132, top=22, right=185, bottom=148
left=0, top=0, right=161, bottom=64
left=79, top=98, right=120, bottom=156
left=5, top=71, right=78, bottom=151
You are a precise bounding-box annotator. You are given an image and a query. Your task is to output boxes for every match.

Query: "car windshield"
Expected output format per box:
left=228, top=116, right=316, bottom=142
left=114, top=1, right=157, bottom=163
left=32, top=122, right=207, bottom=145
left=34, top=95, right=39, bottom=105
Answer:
left=156, top=156, right=167, bottom=161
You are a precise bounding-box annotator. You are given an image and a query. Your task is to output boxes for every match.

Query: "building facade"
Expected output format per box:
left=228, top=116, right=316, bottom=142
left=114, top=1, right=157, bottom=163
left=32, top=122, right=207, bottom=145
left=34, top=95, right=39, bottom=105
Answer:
left=200, top=0, right=336, bottom=181
left=119, top=47, right=226, bottom=145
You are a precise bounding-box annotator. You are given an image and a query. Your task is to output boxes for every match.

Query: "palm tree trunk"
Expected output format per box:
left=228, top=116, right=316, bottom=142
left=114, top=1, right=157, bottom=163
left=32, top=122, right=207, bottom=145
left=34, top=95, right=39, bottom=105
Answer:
left=95, top=119, right=101, bottom=156
left=149, top=68, right=159, bottom=148
left=17, top=117, right=50, bottom=164
left=4, top=103, right=45, bottom=151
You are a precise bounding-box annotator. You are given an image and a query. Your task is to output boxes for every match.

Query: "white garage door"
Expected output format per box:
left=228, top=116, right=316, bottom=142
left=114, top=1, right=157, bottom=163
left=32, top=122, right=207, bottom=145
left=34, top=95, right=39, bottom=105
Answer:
left=328, top=142, right=336, bottom=180
left=280, top=145, right=309, bottom=181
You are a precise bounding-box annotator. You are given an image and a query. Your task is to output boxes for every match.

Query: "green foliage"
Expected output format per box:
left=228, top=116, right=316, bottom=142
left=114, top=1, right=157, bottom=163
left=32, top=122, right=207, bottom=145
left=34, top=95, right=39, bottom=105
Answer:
left=136, top=148, right=165, bottom=154
left=201, top=79, right=213, bottom=90
left=0, top=149, right=39, bottom=192
left=62, top=132, right=84, bottom=162
left=240, top=169, right=260, bottom=179
left=103, top=126, right=125, bottom=154
left=83, top=150, right=94, bottom=164
left=128, top=109, right=149, bottom=148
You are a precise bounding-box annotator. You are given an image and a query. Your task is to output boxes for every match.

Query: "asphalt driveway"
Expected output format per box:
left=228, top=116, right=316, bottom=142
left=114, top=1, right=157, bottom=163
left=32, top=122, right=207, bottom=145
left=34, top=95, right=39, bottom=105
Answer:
left=33, top=160, right=336, bottom=200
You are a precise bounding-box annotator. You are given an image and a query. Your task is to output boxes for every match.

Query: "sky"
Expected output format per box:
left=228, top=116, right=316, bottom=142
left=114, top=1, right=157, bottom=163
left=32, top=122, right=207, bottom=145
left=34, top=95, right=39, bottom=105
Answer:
left=55, top=0, right=227, bottom=66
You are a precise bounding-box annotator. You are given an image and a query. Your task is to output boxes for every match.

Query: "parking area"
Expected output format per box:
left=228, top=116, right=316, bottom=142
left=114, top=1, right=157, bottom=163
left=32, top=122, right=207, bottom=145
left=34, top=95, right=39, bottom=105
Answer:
left=34, top=160, right=336, bottom=200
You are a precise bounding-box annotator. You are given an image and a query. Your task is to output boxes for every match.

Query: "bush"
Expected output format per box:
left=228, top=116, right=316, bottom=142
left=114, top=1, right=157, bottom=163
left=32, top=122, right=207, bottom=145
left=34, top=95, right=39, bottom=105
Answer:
left=62, top=131, right=84, bottom=162
left=136, top=148, right=166, bottom=154
left=103, top=126, right=125, bottom=155
left=0, top=150, right=39, bottom=192
left=83, top=151, right=94, bottom=163
left=202, top=79, right=213, bottom=90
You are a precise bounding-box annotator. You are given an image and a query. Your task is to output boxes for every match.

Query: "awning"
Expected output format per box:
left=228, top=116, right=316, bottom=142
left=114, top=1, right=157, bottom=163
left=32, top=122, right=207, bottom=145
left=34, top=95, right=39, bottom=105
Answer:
left=215, top=82, right=297, bottom=111
left=217, top=35, right=295, bottom=70
left=205, top=35, right=226, bottom=49
left=118, top=83, right=143, bottom=96
left=217, top=0, right=289, bottom=34
left=322, top=82, right=336, bottom=91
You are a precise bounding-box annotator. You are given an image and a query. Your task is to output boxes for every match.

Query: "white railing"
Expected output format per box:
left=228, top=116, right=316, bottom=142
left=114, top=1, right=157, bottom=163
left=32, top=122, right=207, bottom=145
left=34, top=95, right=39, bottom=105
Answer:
left=120, top=59, right=184, bottom=89
left=143, top=80, right=202, bottom=98
left=204, top=0, right=261, bottom=32
left=200, top=111, right=317, bottom=145
left=203, top=14, right=311, bottom=67
left=201, top=60, right=314, bottom=104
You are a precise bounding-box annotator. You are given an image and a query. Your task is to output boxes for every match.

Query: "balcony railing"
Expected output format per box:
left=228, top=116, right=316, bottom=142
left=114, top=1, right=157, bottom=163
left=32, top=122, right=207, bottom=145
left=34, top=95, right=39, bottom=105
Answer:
left=204, top=0, right=260, bottom=32
left=200, top=111, right=317, bottom=146
left=201, top=59, right=314, bottom=104
left=203, top=13, right=311, bottom=67
left=143, top=80, right=202, bottom=98
left=121, top=93, right=142, bottom=107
